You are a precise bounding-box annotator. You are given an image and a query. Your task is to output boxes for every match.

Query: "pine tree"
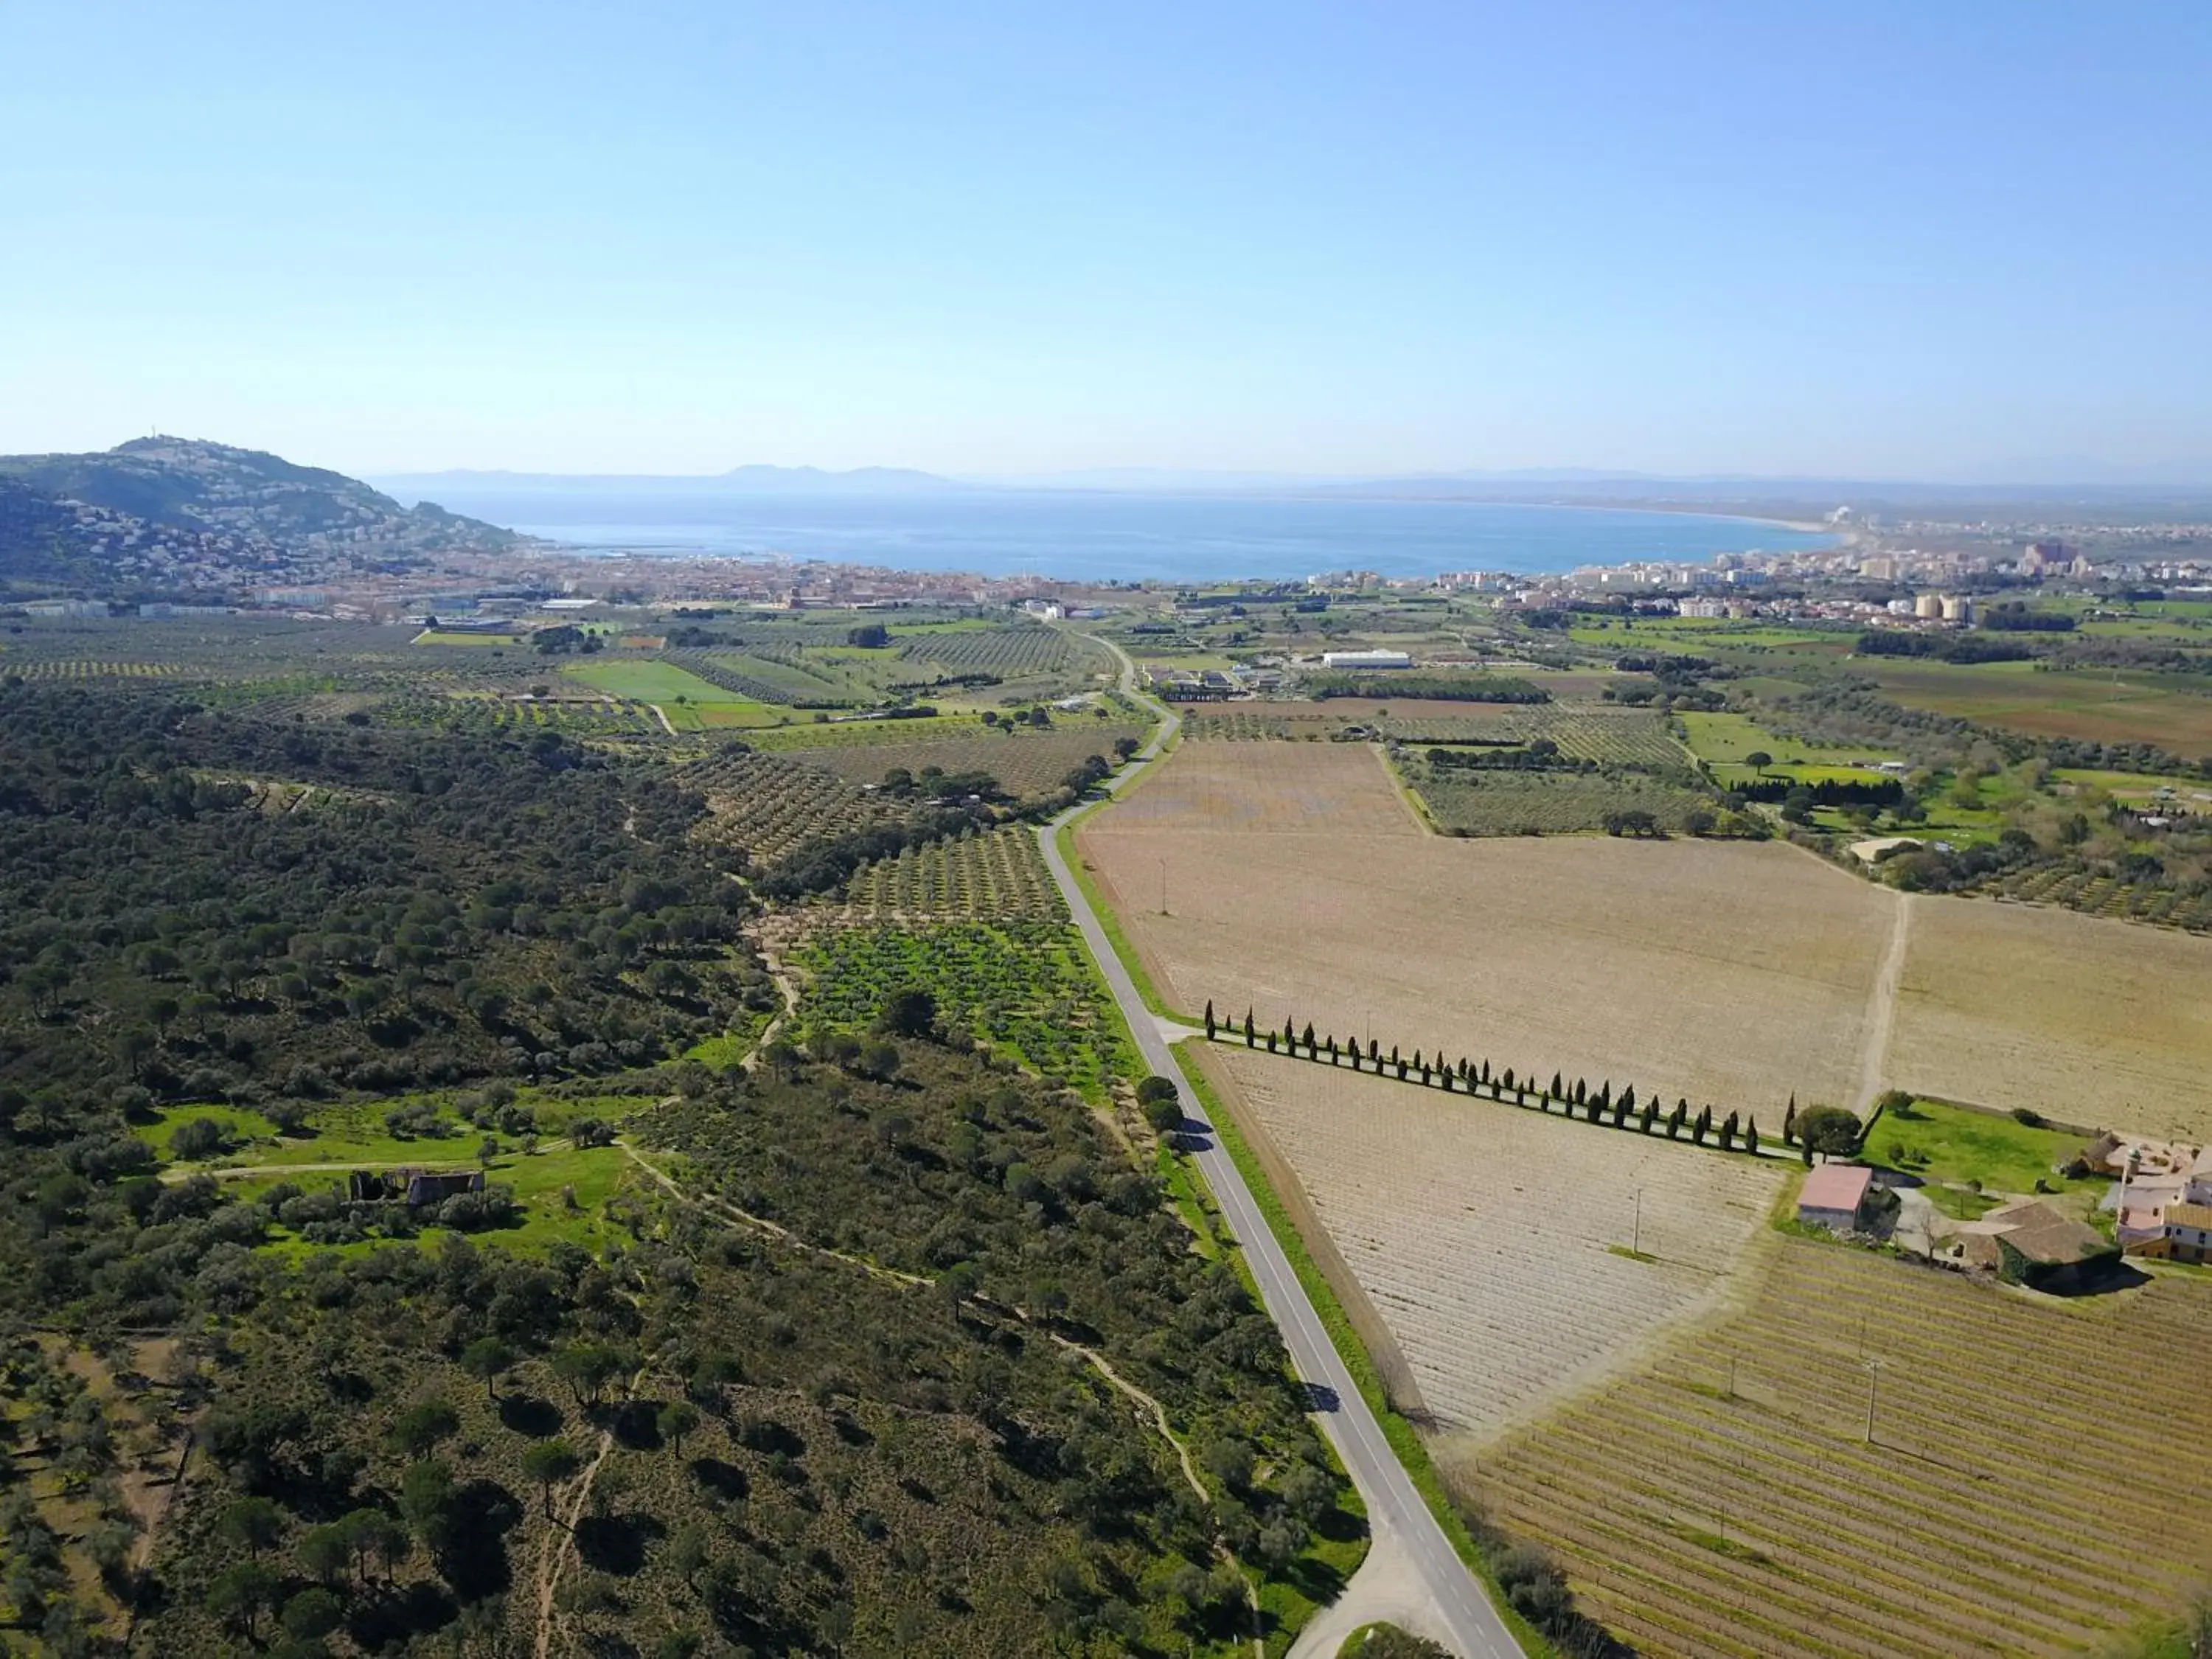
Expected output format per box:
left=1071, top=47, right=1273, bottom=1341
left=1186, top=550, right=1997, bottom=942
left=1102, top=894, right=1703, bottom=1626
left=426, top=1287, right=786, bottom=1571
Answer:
left=1782, top=1094, right=1798, bottom=1144
left=1205, top=999, right=1216, bottom=1040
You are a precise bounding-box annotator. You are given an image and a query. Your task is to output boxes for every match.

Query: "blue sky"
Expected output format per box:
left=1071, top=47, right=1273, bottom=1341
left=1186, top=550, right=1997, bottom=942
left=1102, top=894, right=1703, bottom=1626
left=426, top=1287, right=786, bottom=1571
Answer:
left=6, top=1, right=2211, bottom=479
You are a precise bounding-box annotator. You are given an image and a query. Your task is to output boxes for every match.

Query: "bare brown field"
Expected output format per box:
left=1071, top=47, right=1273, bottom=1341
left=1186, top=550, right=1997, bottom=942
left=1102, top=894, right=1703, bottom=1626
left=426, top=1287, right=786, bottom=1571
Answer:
left=1087, top=815, right=1888, bottom=1111
left=1464, top=1239, right=2212, bottom=1658
left=1103, top=740, right=1419, bottom=835
left=1084, top=742, right=2212, bottom=1136
left=1890, top=896, right=2212, bottom=1141
left=1197, top=1045, right=1783, bottom=1441
left=781, top=727, right=1146, bottom=797
left=1180, top=698, right=1528, bottom=739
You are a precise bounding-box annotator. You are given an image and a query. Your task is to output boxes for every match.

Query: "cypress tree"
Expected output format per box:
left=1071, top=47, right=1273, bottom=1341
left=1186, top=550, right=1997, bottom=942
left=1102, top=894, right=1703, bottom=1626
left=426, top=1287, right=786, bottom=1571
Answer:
left=1596, top=1082, right=1612, bottom=1116
left=1745, top=1118, right=1761, bottom=1156
left=1327, top=1035, right=1339, bottom=1065
left=1668, top=1102, right=1686, bottom=1139
left=1694, top=1105, right=1713, bottom=1144
left=1621, top=1085, right=1637, bottom=1117
left=1782, top=1094, right=1798, bottom=1144
left=1574, top=1079, right=1587, bottom=1106
left=1369, top=1038, right=1381, bottom=1064
left=1550, top=1071, right=1563, bottom=1100
left=1265, top=1030, right=1277, bottom=1052
left=1284, top=1016, right=1297, bottom=1050
left=1501, top=1067, right=1515, bottom=1091
left=1413, top=1048, right=1423, bottom=1073
left=1641, top=1099, right=1659, bottom=1134
left=1390, top=1045, right=1401, bottom=1068
left=1301, top=1020, right=1315, bottom=1052
left=1205, top=1000, right=1217, bottom=1040
left=1244, top=1009, right=1255, bottom=1047
left=1479, top=1059, right=1491, bottom=1086
left=1720, top=1110, right=1739, bottom=1150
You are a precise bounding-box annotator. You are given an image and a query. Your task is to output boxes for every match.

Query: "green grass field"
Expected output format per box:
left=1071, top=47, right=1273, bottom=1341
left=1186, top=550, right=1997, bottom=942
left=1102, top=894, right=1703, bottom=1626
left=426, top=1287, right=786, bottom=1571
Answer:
left=1864, top=658, right=2212, bottom=751
left=1678, top=710, right=1904, bottom=772
left=561, top=657, right=778, bottom=722
left=1871, top=1097, right=2101, bottom=1205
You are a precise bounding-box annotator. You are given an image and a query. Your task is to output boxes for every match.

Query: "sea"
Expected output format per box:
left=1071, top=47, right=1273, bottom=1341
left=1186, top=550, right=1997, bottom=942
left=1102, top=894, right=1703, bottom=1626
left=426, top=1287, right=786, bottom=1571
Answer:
left=399, top=486, right=1836, bottom=585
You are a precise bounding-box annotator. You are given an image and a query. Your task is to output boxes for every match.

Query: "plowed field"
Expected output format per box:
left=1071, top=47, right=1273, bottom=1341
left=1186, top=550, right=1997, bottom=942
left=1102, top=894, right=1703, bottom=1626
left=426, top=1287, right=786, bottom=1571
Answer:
left=1079, top=742, right=2212, bottom=1136
left=1196, top=1045, right=1783, bottom=1441
left=1466, top=1240, right=2212, bottom=1658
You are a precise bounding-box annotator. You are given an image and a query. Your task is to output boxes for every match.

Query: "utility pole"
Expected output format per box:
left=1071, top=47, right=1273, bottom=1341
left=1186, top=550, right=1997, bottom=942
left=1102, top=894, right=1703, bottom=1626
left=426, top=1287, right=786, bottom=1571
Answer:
left=1632, top=1189, right=1642, bottom=1257
left=1158, top=858, right=1167, bottom=916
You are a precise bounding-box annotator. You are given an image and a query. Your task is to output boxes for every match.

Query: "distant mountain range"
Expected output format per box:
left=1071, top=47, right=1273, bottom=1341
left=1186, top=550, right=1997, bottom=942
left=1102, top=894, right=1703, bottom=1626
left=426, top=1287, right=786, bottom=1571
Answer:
left=373, top=459, right=2212, bottom=515
left=0, top=437, right=520, bottom=596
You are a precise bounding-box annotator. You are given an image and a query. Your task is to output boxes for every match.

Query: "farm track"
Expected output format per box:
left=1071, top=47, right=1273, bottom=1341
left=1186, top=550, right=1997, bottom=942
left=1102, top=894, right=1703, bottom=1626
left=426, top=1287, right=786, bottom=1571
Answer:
left=1851, top=888, right=1910, bottom=1115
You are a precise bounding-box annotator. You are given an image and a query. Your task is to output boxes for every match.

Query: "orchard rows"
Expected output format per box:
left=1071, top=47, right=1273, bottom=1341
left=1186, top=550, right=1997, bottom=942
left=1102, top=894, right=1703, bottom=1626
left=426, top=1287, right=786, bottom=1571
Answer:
left=794, top=922, right=1135, bottom=1095
left=679, top=749, right=901, bottom=864
left=831, top=828, right=1066, bottom=923
left=1472, top=1240, right=2212, bottom=1658
left=900, top=624, right=1091, bottom=678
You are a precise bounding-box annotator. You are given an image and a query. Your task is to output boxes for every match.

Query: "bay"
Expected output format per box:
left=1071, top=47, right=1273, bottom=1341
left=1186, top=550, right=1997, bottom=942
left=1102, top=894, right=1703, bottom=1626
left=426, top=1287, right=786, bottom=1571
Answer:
left=403, top=485, right=1835, bottom=582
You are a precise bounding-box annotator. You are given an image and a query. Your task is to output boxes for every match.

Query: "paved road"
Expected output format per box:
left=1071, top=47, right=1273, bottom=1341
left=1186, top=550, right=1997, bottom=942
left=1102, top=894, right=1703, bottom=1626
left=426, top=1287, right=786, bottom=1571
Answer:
left=1040, top=639, right=1522, bottom=1659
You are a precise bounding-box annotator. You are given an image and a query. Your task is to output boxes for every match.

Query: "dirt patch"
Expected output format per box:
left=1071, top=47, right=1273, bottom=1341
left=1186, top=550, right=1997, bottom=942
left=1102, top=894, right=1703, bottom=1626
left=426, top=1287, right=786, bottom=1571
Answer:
left=1093, top=742, right=1419, bottom=835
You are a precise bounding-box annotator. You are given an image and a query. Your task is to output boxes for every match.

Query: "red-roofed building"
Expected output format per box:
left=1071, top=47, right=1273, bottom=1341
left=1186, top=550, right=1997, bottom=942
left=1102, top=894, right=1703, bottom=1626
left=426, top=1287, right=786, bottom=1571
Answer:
left=1798, top=1164, right=1874, bottom=1231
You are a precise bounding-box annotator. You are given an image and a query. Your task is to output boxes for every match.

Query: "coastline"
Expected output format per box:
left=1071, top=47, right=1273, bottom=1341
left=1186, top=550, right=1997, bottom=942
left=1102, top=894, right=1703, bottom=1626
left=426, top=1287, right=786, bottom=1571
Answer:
left=460, top=488, right=1837, bottom=584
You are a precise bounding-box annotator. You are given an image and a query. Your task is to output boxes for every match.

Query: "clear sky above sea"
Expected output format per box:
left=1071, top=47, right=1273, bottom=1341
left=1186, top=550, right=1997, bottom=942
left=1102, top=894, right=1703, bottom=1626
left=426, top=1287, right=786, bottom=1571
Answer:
left=5, top=1, right=2211, bottom=483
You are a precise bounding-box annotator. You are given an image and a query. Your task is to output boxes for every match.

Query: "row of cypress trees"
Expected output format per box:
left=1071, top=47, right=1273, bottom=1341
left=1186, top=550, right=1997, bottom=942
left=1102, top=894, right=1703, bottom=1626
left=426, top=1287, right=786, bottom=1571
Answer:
left=1201, top=998, right=1773, bottom=1158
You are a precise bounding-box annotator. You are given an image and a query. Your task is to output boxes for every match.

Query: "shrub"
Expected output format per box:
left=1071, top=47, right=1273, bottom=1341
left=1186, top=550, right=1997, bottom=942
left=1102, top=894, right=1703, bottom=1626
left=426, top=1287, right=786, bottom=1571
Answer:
left=170, top=1117, right=232, bottom=1161
left=1795, top=1105, right=1863, bottom=1156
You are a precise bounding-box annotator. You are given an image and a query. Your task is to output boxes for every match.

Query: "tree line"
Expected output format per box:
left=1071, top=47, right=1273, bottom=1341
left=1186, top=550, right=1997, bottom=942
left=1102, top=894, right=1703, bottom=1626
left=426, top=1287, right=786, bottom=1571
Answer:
left=1202, top=1000, right=1865, bottom=1163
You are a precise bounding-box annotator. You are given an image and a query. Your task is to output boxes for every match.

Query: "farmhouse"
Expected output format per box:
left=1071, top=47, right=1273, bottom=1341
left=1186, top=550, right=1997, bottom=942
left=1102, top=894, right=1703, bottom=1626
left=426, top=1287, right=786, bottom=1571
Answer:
left=1796, top=1164, right=1874, bottom=1231
left=2158, top=1203, right=2212, bottom=1265
left=348, top=1168, right=485, bottom=1206
left=1320, top=649, right=1413, bottom=669
left=1956, top=1199, right=2119, bottom=1291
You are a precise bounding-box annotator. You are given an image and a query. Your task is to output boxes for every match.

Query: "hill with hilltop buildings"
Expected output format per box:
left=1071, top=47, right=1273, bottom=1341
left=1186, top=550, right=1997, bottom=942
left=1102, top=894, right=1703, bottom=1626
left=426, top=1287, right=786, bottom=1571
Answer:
left=0, top=437, right=521, bottom=599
